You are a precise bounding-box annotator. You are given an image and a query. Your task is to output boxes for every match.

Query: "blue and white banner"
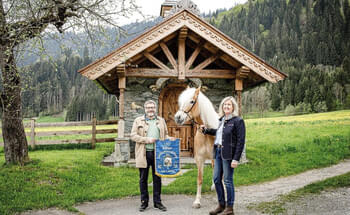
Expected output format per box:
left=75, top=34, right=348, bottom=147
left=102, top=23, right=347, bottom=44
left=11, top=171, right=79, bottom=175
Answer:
left=155, top=139, right=181, bottom=177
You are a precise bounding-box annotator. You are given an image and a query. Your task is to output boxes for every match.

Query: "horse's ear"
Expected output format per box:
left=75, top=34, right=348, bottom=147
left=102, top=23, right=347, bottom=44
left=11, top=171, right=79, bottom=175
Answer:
left=194, top=86, right=201, bottom=97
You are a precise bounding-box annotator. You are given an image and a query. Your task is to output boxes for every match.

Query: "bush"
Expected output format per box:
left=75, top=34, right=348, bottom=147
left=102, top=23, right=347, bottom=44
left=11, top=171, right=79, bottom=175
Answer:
left=295, top=102, right=312, bottom=114
left=284, top=104, right=296, bottom=115
left=335, top=100, right=344, bottom=110
left=345, top=94, right=350, bottom=109
left=314, top=101, right=328, bottom=113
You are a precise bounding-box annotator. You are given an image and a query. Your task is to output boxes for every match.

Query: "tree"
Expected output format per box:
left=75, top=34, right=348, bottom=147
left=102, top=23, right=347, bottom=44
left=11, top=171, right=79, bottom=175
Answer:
left=0, top=0, right=138, bottom=165
left=270, top=84, right=281, bottom=110
left=256, top=86, right=270, bottom=117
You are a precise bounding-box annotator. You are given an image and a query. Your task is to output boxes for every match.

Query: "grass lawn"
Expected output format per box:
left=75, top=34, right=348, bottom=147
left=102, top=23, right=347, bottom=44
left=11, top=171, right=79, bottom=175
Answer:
left=0, top=110, right=350, bottom=214
left=252, top=172, right=350, bottom=214
left=0, top=143, right=140, bottom=214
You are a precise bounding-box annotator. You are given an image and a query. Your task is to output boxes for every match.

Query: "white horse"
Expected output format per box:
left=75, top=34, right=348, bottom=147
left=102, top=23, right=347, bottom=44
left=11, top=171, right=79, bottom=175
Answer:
left=174, top=86, right=219, bottom=208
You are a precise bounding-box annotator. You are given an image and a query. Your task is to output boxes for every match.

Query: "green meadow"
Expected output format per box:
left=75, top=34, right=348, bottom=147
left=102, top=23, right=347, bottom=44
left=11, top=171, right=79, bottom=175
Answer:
left=0, top=110, right=350, bottom=214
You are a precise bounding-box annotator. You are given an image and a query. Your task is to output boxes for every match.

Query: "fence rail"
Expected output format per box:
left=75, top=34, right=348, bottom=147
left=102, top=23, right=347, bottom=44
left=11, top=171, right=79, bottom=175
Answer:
left=0, top=118, right=118, bottom=149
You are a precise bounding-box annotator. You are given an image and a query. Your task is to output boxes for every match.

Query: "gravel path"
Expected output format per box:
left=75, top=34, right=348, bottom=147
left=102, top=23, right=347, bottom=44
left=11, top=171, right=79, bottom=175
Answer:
left=283, top=187, right=350, bottom=215
left=235, top=159, right=350, bottom=211
left=234, top=159, right=350, bottom=214
left=21, top=159, right=350, bottom=215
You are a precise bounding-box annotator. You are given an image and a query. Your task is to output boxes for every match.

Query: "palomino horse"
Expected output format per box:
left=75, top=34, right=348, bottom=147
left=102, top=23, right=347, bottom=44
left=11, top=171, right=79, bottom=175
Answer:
left=174, top=86, right=219, bottom=208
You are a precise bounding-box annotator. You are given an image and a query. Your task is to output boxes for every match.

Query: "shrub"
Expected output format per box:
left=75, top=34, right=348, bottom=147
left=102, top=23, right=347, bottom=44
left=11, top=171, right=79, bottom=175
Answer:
left=284, top=104, right=296, bottom=115
left=314, top=101, right=328, bottom=113
left=295, top=102, right=312, bottom=114
left=345, top=94, right=350, bottom=109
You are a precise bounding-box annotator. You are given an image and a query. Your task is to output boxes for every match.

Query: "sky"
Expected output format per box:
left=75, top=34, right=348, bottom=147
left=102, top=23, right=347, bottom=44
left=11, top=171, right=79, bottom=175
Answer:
left=118, top=0, right=248, bottom=25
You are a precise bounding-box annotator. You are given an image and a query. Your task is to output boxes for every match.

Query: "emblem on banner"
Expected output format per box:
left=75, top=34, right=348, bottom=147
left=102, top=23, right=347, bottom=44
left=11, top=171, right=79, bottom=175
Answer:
left=155, top=139, right=181, bottom=177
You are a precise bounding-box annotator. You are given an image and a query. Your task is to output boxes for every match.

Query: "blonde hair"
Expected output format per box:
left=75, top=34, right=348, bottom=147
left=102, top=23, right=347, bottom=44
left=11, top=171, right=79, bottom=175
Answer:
left=218, top=96, right=239, bottom=117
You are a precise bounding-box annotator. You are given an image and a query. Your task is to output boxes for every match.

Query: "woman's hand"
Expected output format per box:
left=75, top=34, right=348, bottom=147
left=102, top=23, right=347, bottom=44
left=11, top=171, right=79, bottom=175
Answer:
left=200, top=125, right=206, bottom=133
left=231, top=160, right=238, bottom=168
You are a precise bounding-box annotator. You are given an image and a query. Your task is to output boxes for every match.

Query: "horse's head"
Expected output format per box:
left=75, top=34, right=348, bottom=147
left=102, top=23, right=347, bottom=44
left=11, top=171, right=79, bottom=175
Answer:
left=175, top=86, right=201, bottom=125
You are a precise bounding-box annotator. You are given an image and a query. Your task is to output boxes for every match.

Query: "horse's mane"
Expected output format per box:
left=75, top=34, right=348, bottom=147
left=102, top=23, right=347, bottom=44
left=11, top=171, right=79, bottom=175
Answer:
left=178, top=88, right=219, bottom=129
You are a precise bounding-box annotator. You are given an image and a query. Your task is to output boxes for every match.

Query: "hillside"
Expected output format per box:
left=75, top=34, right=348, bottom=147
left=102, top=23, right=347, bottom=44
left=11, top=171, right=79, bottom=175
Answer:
left=209, top=0, right=350, bottom=114
left=15, top=0, right=350, bottom=120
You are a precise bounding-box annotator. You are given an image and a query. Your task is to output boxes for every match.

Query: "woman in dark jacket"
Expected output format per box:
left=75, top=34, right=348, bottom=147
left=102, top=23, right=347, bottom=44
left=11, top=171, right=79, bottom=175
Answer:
left=202, top=96, right=246, bottom=215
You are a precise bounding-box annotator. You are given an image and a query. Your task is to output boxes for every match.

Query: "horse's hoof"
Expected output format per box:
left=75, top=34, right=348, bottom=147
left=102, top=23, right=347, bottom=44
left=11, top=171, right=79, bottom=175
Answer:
left=192, top=202, right=201, bottom=209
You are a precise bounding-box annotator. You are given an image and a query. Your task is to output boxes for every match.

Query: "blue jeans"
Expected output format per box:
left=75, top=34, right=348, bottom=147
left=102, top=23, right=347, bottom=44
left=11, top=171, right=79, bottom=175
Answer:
left=213, top=146, right=235, bottom=206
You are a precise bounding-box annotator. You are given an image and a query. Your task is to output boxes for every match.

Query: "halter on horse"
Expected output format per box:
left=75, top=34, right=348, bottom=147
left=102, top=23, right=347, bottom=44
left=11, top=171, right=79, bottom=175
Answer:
left=175, top=86, right=219, bottom=208
left=178, top=90, right=201, bottom=126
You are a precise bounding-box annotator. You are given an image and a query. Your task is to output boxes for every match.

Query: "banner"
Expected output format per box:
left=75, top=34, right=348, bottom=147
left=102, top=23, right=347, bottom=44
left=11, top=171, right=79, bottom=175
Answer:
left=155, top=139, right=181, bottom=177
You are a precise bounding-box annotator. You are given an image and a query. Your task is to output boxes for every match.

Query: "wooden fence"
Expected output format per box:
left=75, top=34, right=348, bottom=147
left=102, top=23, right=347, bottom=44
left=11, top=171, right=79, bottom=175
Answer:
left=0, top=118, right=118, bottom=149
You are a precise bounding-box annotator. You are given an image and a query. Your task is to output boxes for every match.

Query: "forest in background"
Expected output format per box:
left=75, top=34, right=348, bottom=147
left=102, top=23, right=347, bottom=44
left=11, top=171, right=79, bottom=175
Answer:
left=16, top=0, right=350, bottom=120
left=209, top=0, right=350, bottom=116
left=18, top=19, right=162, bottom=121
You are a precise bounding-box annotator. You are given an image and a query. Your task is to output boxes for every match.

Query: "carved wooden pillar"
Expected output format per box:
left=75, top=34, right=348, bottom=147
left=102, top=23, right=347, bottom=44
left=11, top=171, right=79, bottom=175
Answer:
left=118, top=73, right=126, bottom=138
left=178, top=27, right=187, bottom=80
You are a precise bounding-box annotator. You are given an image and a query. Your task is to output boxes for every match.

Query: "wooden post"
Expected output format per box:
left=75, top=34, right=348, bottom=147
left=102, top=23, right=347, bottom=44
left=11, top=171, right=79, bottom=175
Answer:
left=118, top=76, right=126, bottom=138
left=178, top=27, right=187, bottom=80
left=235, top=78, right=243, bottom=116
left=30, top=118, right=36, bottom=149
left=235, top=66, right=249, bottom=116
left=92, top=117, right=97, bottom=149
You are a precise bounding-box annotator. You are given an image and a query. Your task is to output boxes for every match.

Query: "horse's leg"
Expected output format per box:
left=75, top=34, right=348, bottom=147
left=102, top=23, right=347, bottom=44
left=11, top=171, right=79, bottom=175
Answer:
left=193, top=156, right=204, bottom=208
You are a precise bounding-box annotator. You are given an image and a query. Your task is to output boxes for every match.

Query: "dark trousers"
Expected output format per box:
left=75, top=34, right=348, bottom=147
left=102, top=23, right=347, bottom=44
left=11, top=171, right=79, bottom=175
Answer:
left=139, top=151, right=162, bottom=204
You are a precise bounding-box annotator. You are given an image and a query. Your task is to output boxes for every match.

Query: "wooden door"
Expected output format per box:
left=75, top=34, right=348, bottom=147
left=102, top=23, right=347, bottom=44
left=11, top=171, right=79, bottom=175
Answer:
left=159, top=85, right=193, bottom=157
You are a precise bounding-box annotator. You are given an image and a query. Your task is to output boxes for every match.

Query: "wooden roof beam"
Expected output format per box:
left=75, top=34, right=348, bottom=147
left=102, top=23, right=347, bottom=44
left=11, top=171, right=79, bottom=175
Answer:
left=186, top=39, right=206, bottom=70
left=188, top=31, right=201, bottom=43
left=144, top=52, right=171, bottom=72
left=146, top=43, right=160, bottom=53
left=160, top=42, right=178, bottom=71
left=126, top=68, right=177, bottom=78
left=236, top=66, right=250, bottom=79
left=163, top=31, right=178, bottom=42
left=187, top=69, right=235, bottom=79
left=188, top=31, right=241, bottom=68
left=186, top=40, right=231, bottom=69
left=191, top=51, right=223, bottom=73
left=130, top=35, right=178, bottom=66
left=116, top=66, right=125, bottom=77
left=221, top=54, right=241, bottom=68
